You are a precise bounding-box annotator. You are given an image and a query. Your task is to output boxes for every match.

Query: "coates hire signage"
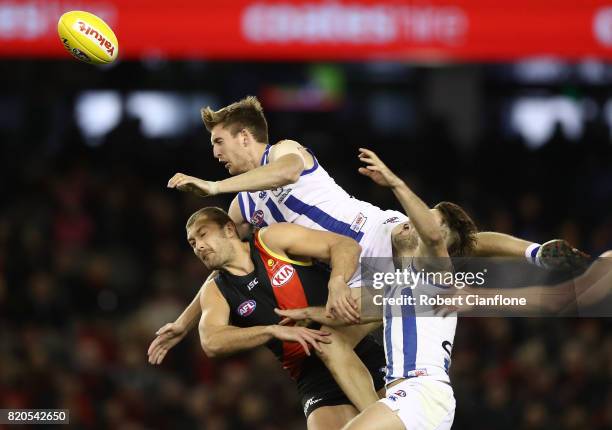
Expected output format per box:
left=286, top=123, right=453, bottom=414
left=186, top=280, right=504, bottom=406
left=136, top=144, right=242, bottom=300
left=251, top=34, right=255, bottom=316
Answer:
left=1, top=0, right=612, bottom=61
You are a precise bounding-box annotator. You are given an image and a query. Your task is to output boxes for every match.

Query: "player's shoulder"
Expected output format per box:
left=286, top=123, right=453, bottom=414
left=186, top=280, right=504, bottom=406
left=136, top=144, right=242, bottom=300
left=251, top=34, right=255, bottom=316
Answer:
left=273, top=139, right=302, bottom=149
left=202, top=273, right=222, bottom=295
left=258, top=223, right=302, bottom=248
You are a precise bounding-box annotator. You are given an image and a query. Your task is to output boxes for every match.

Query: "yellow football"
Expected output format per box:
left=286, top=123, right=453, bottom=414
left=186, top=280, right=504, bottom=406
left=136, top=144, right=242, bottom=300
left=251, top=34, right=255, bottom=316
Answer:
left=58, top=11, right=118, bottom=65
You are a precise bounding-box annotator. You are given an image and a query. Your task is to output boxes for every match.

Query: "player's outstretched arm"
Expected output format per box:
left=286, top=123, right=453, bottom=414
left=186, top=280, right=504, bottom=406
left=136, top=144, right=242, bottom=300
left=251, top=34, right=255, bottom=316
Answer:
left=358, top=148, right=448, bottom=262
left=168, top=140, right=308, bottom=197
left=148, top=272, right=218, bottom=365
left=260, top=223, right=362, bottom=323
left=472, top=233, right=590, bottom=271
left=198, top=279, right=330, bottom=358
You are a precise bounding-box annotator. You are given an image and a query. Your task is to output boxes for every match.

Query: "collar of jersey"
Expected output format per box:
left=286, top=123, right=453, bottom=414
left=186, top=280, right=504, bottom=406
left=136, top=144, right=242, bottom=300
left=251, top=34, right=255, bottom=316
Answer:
left=260, top=144, right=272, bottom=166
left=257, top=230, right=312, bottom=267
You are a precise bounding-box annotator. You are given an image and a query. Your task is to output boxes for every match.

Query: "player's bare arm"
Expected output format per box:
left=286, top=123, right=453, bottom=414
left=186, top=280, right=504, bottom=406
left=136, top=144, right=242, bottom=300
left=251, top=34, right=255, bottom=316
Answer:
left=198, top=278, right=331, bottom=358
left=228, top=194, right=253, bottom=239
left=358, top=148, right=450, bottom=264
left=473, top=232, right=590, bottom=271
left=168, top=140, right=312, bottom=197
left=259, top=223, right=362, bottom=323
left=148, top=271, right=218, bottom=364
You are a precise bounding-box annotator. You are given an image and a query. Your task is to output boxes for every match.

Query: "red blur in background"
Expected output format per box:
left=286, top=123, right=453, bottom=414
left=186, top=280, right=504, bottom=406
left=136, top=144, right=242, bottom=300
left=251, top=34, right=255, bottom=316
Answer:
left=1, top=0, right=611, bottom=61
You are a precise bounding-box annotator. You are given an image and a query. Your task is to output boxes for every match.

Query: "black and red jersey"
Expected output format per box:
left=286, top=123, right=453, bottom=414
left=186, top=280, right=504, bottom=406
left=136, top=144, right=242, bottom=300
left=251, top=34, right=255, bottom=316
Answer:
left=215, top=230, right=331, bottom=379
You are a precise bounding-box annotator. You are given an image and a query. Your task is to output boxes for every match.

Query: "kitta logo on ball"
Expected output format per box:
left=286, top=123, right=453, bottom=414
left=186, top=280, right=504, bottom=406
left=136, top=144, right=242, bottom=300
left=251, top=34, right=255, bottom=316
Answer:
left=74, top=20, right=116, bottom=57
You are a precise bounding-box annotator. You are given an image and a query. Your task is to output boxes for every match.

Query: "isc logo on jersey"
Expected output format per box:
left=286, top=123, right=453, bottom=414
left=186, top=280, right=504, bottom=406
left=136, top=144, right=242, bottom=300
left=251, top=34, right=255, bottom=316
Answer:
left=237, top=300, right=257, bottom=317
left=272, top=264, right=295, bottom=287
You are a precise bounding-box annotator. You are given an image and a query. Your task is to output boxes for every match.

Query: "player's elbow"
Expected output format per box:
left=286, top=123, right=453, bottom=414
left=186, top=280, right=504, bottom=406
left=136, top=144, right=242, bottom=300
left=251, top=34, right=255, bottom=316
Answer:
left=280, top=157, right=304, bottom=184
left=339, top=237, right=362, bottom=256
left=422, top=231, right=444, bottom=248
left=200, top=337, right=221, bottom=358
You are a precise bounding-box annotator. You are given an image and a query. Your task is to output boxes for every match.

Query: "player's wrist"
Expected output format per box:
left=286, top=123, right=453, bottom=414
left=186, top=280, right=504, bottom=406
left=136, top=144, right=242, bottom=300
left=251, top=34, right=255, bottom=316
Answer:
left=328, top=275, right=348, bottom=290
left=208, top=181, right=220, bottom=195
left=526, top=243, right=543, bottom=267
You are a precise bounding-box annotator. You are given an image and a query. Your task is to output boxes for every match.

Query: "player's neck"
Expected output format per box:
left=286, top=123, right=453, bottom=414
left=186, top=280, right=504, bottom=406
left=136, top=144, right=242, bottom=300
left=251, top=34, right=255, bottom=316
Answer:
left=248, top=142, right=268, bottom=169
left=222, top=241, right=255, bottom=276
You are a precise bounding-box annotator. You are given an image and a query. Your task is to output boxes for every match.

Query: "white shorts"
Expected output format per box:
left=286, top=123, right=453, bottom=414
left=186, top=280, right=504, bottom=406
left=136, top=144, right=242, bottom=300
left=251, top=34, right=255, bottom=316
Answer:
left=379, top=378, right=456, bottom=430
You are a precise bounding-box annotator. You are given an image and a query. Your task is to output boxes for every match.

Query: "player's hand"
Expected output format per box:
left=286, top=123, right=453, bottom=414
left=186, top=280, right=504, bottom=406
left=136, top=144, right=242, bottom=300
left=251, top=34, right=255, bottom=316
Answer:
left=433, top=291, right=474, bottom=317
left=274, top=307, right=311, bottom=325
left=326, top=278, right=360, bottom=324
left=147, top=322, right=189, bottom=365
left=167, top=173, right=219, bottom=197
left=357, top=148, right=404, bottom=189
left=268, top=325, right=331, bottom=356
left=537, top=239, right=591, bottom=272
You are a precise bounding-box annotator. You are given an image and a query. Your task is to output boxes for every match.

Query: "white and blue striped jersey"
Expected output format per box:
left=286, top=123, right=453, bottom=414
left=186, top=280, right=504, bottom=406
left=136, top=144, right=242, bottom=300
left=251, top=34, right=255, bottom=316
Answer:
left=383, top=260, right=456, bottom=384
left=236, top=145, right=407, bottom=268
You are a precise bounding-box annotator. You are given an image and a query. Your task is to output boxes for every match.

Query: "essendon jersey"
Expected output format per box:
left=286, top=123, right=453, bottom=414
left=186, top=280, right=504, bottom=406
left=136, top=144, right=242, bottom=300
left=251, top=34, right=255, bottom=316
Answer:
left=215, top=230, right=330, bottom=379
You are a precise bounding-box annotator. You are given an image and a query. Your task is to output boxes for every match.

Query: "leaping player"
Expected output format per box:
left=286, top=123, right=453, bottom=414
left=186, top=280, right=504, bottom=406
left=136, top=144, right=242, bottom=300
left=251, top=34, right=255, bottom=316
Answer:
left=151, top=96, right=589, bottom=412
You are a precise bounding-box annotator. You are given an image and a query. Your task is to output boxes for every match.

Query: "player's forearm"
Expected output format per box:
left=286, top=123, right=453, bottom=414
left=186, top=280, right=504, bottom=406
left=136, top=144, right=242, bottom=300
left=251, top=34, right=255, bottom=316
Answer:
left=216, top=155, right=304, bottom=194
left=200, top=325, right=274, bottom=358
left=391, top=181, right=443, bottom=246
left=329, top=239, right=362, bottom=284
left=175, top=288, right=203, bottom=331
left=300, top=306, right=380, bottom=326
left=473, top=232, right=533, bottom=257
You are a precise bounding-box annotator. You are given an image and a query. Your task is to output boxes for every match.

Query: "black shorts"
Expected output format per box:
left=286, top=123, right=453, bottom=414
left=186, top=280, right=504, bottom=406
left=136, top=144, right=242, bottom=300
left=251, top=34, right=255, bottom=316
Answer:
left=296, top=334, right=387, bottom=418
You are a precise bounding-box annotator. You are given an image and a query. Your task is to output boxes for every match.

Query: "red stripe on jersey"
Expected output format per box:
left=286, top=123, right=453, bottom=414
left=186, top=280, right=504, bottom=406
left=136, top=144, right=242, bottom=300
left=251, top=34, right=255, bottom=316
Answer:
left=254, top=230, right=310, bottom=379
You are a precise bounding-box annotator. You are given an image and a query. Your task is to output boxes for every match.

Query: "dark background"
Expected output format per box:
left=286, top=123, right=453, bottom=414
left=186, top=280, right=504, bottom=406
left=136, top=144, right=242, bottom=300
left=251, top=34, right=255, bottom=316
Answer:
left=1, top=59, right=611, bottom=429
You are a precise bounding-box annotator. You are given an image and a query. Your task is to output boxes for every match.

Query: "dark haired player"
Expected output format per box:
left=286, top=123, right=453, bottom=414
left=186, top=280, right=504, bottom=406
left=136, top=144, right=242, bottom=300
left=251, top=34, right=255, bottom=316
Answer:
left=158, top=206, right=386, bottom=430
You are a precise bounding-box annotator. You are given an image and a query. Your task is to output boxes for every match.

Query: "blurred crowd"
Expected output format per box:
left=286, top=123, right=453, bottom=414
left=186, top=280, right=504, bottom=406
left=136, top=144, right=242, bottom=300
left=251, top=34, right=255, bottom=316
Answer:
left=1, top=61, right=611, bottom=429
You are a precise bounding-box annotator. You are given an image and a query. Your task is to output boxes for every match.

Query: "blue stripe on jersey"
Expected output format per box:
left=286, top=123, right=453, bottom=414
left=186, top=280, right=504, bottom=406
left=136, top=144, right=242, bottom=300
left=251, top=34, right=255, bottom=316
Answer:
left=384, top=293, right=395, bottom=380
left=260, top=144, right=271, bottom=166
left=283, top=195, right=365, bottom=242
left=265, top=198, right=286, bottom=223
left=238, top=192, right=248, bottom=222
left=247, top=193, right=256, bottom=219
left=301, top=148, right=319, bottom=176
left=401, top=287, right=417, bottom=375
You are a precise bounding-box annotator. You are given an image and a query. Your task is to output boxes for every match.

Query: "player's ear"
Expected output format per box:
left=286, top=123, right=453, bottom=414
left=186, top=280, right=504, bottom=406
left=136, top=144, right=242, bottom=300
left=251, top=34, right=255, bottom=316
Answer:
left=223, top=221, right=238, bottom=238
left=240, top=129, right=250, bottom=146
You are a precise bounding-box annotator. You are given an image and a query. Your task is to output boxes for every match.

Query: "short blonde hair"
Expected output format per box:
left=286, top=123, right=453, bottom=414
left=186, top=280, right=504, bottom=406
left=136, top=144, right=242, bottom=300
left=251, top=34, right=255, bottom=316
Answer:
left=201, top=96, right=268, bottom=144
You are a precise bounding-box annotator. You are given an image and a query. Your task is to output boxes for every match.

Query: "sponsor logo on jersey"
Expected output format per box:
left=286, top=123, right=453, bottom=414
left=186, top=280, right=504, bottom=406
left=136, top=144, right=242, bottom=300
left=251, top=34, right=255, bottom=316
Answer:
left=271, top=187, right=284, bottom=197
left=258, top=191, right=267, bottom=199
left=407, top=368, right=429, bottom=377
left=350, top=212, right=368, bottom=233
left=393, top=389, right=406, bottom=397
left=250, top=209, right=265, bottom=227
left=272, top=264, right=295, bottom=287
left=383, top=216, right=400, bottom=224
left=270, top=187, right=292, bottom=203
left=237, top=300, right=257, bottom=317
left=246, top=278, right=259, bottom=291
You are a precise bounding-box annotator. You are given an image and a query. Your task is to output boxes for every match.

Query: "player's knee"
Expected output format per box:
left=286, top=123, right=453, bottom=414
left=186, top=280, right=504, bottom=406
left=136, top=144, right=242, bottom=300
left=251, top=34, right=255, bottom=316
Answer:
left=315, top=327, right=352, bottom=363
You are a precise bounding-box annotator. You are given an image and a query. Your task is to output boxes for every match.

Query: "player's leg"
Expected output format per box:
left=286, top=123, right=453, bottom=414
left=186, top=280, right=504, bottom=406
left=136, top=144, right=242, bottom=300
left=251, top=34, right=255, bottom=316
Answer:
left=315, top=322, right=383, bottom=411
left=341, top=402, right=405, bottom=430
left=314, top=285, right=383, bottom=411
left=305, top=387, right=387, bottom=430
left=344, top=378, right=456, bottom=430
left=307, top=404, right=359, bottom=430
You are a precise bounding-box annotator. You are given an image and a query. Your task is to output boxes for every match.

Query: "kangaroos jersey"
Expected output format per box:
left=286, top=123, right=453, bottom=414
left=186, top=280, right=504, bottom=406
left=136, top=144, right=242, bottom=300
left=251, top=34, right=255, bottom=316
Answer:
left=214, top=229, right=330, bottom=379
left=235, top=144, right=408, bottom=270
left=383, top=259, right=456, bottom=385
